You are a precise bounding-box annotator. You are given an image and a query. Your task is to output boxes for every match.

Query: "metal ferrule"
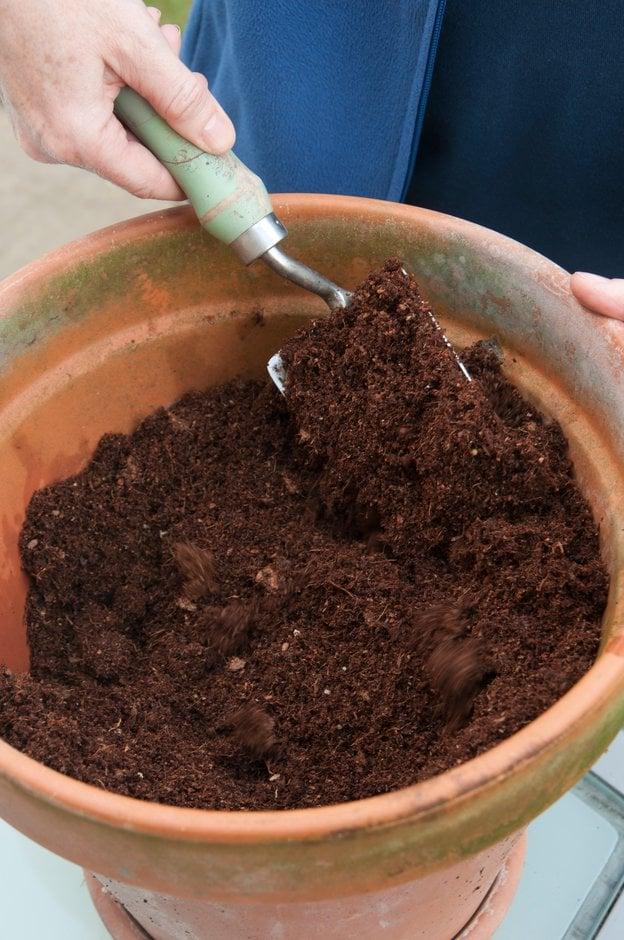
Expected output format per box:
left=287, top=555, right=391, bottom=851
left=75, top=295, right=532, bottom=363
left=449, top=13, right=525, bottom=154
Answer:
left=229, top=213, right=288, bottom=264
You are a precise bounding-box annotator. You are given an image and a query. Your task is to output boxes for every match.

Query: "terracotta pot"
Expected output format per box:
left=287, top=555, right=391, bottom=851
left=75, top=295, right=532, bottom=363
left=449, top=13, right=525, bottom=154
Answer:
left=0, top=196, right=623, bottom=940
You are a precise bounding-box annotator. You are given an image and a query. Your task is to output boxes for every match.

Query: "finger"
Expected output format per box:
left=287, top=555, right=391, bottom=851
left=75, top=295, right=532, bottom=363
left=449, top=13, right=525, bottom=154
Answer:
left=160, top=23, right=182, bottom=57
left=81, top=114, right=185, bottom=200
left=114, top=16, right=235, bottom=154
left=147, top=2, right=180, bottom=55
left=571, top=272, right=624, bottom=322
left=102, top=23, right=180, bottom=94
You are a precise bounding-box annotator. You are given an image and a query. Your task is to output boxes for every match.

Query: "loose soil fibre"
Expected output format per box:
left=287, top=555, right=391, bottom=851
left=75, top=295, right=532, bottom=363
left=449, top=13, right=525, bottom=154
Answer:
left=0, top=260, right=607, bottom=810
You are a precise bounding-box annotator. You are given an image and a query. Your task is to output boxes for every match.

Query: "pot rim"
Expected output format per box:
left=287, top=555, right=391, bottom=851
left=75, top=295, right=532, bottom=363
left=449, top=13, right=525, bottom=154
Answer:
left=1, top=194, right=623, bottom=845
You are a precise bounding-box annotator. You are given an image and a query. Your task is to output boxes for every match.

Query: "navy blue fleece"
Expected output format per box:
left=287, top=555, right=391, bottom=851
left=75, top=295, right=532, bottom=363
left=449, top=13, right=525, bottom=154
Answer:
left=182, top=0, right=441, bottom=200
left=410, top=0, right=624, bottom=276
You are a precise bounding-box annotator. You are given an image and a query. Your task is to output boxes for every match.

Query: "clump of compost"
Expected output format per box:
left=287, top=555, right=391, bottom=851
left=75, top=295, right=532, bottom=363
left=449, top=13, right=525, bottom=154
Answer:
left=0, top=260, right=607, bottom=810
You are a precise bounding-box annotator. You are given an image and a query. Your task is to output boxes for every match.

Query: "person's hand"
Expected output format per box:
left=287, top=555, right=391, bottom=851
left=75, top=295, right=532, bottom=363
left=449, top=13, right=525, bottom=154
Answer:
left=571, top=273, right=624, bottom=321
left=0, top=0, right=235, bottom=200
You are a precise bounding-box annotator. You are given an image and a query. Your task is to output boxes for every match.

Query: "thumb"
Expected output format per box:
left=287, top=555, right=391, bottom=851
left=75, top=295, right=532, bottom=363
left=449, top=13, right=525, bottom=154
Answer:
left=115, top=18, right=235, bottom=155
left=571, top=272, right=624, bottom=321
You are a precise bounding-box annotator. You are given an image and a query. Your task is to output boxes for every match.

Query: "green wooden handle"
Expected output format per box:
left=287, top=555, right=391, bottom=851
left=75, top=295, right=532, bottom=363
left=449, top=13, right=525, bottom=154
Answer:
left=114, top=87, right=273, bottom=245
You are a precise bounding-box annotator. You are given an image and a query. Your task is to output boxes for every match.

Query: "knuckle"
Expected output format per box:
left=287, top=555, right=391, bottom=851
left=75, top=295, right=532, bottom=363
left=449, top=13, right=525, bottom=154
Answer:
left=8, top=110, right=49, bottom=162
left=165, top=72, right=209, bottom=121
left=47, top=134, right=81, bottom=165
left=131, top=180, right=157, bottom=200
left=17, top=134, right=45, bottom=163
left=14, top=125, right=36, bottom=156
left=41, top=113, right=84, bottom=164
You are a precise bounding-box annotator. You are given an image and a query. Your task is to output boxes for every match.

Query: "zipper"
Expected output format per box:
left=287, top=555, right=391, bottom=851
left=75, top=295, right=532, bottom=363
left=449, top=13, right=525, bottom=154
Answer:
left=399, top=0, right=447, bottom=201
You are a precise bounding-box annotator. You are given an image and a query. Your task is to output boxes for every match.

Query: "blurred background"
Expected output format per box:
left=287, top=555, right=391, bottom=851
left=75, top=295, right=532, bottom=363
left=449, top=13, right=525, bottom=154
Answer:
left=0, top=1, right=191, bottom=280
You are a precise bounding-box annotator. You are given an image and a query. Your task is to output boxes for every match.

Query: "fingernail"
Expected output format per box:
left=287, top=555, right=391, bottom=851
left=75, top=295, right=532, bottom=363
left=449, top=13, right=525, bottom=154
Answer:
left=202, top=109, right=235, bottom=153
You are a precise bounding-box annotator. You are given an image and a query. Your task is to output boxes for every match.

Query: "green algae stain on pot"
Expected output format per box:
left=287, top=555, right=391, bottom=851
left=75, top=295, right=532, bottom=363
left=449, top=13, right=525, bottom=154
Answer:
left=0, top=230, right=216, bottom=369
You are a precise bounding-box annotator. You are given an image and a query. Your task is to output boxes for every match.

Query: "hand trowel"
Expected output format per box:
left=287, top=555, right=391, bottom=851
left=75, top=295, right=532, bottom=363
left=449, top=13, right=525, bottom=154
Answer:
left=114, top=88, right=469, bottom=392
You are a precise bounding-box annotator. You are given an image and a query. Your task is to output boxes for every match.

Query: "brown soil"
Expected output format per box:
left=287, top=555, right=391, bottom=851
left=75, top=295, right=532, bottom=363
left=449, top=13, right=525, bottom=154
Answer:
left=0, top=260, right=607, bottom=811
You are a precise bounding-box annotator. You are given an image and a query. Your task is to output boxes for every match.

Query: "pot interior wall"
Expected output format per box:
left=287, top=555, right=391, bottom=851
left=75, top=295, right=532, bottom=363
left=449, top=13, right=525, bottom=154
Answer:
left=0, top=205, right=623, bottom=677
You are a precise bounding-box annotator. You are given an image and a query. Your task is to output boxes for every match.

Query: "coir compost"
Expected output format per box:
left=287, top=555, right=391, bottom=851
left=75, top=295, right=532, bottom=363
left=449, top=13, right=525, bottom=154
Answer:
left=0, top=260, right=607, bottom=810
